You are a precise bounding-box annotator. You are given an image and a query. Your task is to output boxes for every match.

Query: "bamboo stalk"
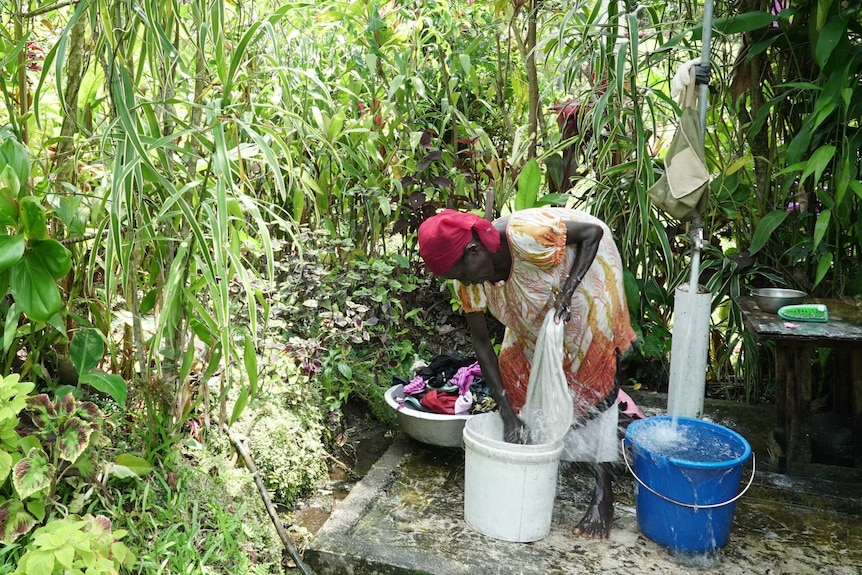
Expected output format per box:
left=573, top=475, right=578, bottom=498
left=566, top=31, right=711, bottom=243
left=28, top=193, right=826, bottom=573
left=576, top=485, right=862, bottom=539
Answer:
left=222, top=423, right=312, bottom=575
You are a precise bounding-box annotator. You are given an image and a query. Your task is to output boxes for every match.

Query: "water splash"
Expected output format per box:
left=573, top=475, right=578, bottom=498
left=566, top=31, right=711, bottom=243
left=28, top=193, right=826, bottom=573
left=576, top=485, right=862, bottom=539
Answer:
left=634, top=418, right=744, bottom=463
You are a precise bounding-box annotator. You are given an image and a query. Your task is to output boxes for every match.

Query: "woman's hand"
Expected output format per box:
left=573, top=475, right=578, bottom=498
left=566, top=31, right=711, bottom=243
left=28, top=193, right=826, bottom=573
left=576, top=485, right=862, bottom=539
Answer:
left=553, top=289, right=573, bottom=324
left=502, top=411, right=530, bottom=444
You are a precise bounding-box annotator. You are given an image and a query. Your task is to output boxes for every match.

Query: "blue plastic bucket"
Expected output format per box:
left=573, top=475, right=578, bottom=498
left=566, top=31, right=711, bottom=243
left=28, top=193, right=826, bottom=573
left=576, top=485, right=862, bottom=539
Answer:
left=623, top=416, right=754, bottom=553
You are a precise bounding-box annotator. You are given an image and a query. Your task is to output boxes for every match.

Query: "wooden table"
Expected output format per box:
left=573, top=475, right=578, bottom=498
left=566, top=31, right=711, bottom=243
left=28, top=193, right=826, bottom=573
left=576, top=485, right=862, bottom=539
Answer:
left=736, top=296, right=862, bottom=473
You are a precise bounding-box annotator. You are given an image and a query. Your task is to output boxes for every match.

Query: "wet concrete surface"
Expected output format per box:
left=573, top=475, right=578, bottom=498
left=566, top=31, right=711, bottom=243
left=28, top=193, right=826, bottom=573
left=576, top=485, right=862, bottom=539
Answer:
left=303, top=390, right=862, bottom=574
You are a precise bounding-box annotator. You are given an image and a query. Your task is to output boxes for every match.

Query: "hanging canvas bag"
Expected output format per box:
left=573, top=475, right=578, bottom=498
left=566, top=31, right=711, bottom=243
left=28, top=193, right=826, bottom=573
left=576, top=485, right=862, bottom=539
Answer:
left=646, top=69, right=710, bottom=221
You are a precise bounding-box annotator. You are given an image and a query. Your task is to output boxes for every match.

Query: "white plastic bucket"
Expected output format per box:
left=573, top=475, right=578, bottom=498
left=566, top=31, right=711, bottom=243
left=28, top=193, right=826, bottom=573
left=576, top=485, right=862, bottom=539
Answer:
left=463, top=412, right=563, bottom=542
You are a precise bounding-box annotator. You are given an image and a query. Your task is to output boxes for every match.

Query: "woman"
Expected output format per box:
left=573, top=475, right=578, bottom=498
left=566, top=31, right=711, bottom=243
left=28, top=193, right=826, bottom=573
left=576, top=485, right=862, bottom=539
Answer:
left=418, top=207, right=639, bottom=539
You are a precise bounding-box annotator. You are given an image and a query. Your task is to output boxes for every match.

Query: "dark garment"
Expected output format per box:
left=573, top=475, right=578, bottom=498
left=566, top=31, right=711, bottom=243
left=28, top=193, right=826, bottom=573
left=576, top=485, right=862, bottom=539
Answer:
left=392, top=352, right=497, bottom=416
left=416, top=351, right=476, bottom=388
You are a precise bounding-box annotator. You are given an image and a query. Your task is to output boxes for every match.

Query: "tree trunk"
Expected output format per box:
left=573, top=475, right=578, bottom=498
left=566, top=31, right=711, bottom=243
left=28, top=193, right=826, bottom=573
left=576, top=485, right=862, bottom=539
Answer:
left=53, top=16, right=88, bottom=186
left=526, top=0, right=539, bottom=159
left=15, top=1, right=29, bottom=145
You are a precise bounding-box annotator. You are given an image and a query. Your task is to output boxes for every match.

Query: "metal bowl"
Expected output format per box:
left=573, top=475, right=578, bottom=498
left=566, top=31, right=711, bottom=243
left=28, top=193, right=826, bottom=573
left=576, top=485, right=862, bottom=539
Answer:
left=751, top=288, right=807, bottom=314
left=385, top=384, right=472, bottom=447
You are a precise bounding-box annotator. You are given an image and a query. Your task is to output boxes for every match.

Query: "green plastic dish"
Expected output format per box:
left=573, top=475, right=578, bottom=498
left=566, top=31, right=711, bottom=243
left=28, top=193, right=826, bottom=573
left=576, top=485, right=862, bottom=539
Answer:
left=777, top=304, right=829, bottom=323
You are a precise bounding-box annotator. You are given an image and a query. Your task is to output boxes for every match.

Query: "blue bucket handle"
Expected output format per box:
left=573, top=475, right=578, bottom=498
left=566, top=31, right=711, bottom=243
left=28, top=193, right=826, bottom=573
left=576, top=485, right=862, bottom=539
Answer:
left=621, top=438, right=756, bottom=510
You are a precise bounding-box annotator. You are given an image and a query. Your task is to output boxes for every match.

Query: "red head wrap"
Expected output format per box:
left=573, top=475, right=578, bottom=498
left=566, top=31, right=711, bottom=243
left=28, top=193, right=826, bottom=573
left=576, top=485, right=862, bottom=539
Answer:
left=418, top=210, right=501, bottom=275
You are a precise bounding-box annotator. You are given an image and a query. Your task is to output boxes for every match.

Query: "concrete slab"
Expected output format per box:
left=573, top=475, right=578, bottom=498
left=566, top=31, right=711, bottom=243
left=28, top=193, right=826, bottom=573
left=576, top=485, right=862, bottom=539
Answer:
left=305, top=392, right=862, bottom=575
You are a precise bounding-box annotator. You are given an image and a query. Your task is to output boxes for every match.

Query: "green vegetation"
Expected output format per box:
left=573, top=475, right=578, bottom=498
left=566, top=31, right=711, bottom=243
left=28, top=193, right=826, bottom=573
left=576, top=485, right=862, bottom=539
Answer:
left=0, top=0, right=859, bottom=572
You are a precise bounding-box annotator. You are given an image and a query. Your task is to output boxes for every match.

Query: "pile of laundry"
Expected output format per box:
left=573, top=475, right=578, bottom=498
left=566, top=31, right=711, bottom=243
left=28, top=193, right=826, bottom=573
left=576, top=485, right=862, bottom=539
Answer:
left=391, top=351, right=497, bottom=416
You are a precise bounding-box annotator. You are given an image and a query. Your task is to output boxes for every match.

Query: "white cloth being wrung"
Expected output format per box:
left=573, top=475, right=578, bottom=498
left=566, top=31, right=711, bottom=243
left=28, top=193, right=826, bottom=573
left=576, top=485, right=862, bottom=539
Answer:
left=520, top=309, right=621, bottom=463
left=520, top=310, right=574, bottom=445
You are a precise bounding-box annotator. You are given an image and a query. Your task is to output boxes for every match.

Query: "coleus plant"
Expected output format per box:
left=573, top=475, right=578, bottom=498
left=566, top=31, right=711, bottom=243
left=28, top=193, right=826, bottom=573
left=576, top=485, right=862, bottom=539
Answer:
left=0, top=373, right=36, bottom=544
left=0, top=377, right=103, bottom=545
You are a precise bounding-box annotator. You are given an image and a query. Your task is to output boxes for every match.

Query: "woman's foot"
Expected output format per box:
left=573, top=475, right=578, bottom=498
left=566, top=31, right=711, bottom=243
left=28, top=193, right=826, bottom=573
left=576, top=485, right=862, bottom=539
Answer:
left=572, top=463, right=614, bottom=539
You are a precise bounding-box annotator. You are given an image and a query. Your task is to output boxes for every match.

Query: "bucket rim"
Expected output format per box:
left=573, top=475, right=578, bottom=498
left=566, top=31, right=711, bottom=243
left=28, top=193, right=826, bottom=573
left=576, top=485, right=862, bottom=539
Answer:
left=464, top=412, right=564, bottom=455
left=622, top=438, right=757, bottom=510
left=625, top=415, right=752, bottom=469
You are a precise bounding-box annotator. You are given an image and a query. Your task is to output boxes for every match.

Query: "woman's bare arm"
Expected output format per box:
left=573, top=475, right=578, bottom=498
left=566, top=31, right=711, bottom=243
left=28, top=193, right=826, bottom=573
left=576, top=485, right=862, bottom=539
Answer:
left=554, top=221, right=603, bottom=322
left=465, top=311, right=526, bottom=442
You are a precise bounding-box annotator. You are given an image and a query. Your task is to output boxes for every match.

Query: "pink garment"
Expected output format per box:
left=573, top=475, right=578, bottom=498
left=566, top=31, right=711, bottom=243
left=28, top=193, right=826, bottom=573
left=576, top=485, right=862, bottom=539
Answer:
left=454, top=391, right=474, bottom=415
left=403, top=374, right=426, bottom=395
left=617, top=389, right=646, bottom=420
left=450, top=362, right=482, bottom=395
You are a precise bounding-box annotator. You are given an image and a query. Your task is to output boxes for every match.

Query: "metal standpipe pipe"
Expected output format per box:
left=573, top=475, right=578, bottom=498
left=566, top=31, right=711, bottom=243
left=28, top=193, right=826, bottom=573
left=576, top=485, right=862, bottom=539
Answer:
left=666, top=0, right=715, bottom=419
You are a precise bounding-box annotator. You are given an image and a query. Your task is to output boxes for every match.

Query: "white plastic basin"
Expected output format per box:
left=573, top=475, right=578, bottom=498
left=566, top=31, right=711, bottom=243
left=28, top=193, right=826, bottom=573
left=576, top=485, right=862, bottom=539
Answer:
left=384, top=384, right=472, bottom=447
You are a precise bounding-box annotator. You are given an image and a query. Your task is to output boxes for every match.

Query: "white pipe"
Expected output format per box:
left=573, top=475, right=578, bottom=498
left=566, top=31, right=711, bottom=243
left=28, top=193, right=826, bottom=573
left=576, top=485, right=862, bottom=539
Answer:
left=667, top=284, right=712, bottom=418
left=668, top=0, right=714, bottom=417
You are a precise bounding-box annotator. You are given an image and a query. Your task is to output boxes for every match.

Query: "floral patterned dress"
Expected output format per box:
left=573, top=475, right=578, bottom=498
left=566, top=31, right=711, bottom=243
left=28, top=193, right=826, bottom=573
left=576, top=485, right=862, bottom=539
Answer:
left=454, top=208, right=636, bottom=419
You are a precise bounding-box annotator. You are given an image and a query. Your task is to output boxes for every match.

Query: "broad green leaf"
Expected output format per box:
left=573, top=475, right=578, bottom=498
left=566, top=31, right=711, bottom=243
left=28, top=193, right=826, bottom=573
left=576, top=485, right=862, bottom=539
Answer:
left=78, top=372, right=127, bottom=407
left=812, top=209, right=831, bottom=251
left=749, top=209, right=789, bottom=256
left=774, top=82, right=823, bottom=91
left=9, top=253, right=63, bottom=323
left=0, top=138, right=30, bottom=191
left=747, top=34, right=780, bottom=58
left=388, top=75, right=405, bottom=101
left=816, top=0, right=829, bottom=29
left=140, top=288, right=159, bottom=314
left=515, top=159, right=541, bottom=211
left=0, top=450, right=11, bottom=483
left=12, top=447, right=52, bottom=499
left=713, top=11, right=776, bottom=35
left=24, top=394, right=54, bottom=429
left=293, top=184, right=306, bottom=221
left=535, top=193, right=571, bottom=207
left=28, top=239, right=72, bottom=280
left=3, top=302, right=19, bottom=353
left=328, top=110, right=345, bottom=142
left=801, top=145, right=835, bottom=185
left=113, top=453, right=154, bottom=477
left=18, top=196, right=47, bottom=240
left=725, top=156, right=753, bottom=175
left=0, top=234, right=25, bottom=272
left=70, top=328, right=104, bottom=376
left=0, top=500, right=35, bottom=545
left=811, top=100, right=836, bottom=132
left=25, top=499, right=45, bottom=522
left=623, top=269, right=640, bottom=317
left=411, top=76, right=426, bottom=99
left=786, top=116, right=813, bottom=164
left=627, top=13, right=639, bottom=77
left=109, top=463, right=140, bottom=479
left=0, top=180, right=18, bottom=227
left=337, top=362, right=352, bottom=379
left=54, top=544, right=75, bottom=569
left=0, top=165, right=20, bottom=203
left=377, top=194, right=391, bottom=217
left=835, top=152, right=852, bottom=206
left=56, top=418, right=93, bottom=463
left=24, top=549, right=55, bottom=574
left=230, top=386, right=249, bottom=425
left=814, top=252, right=832, bottom=288
left=458, top=53, right=472, bottom=76
left=816, top=16, right=847, bottom=68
